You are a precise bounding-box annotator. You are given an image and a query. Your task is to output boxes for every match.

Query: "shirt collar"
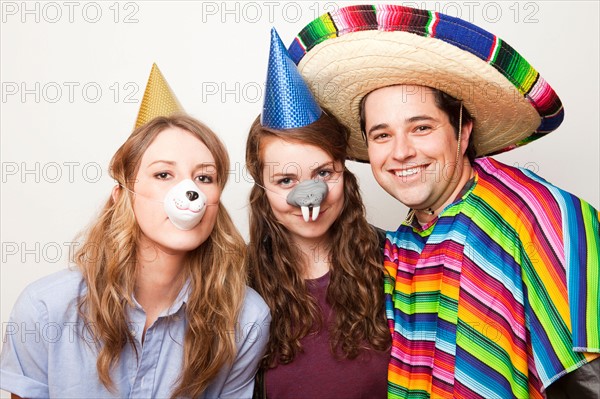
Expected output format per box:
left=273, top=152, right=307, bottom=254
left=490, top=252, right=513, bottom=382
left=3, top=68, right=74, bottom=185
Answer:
left=130, top=278, right=191, bottom=318
left=160, top=278, right=191, bottom=318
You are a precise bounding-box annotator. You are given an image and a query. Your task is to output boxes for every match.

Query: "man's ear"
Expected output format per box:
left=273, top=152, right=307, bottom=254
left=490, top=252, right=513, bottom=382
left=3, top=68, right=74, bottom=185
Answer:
left=460, top=119, right=473, bottom=155
left=111, top=184, right=121, bottom=203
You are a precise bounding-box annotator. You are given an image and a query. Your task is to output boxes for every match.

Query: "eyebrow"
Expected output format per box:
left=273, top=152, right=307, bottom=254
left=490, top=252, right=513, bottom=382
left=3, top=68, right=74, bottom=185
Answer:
left=196, top=162, right=218, bottom=173
left=270, top=172, right=295, bottom=178
left=407, top=115, right=437, bottom=123
left=269, top=161, right=335, bottom=178
left=312, top=161, right=341, bottom=177
left=367, top=115, right=438, bottom=136
left=315, top=161, right=334, bottom=168
left=148, top=160, right=217, bottom=173
left=367, top=123, right=389, bottom=137
left=148, top=160, right=176, bottom=167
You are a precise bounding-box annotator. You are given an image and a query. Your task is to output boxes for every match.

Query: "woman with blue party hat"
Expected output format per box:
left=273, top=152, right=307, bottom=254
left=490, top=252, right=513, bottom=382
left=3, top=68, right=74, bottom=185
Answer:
left=245, top=28, right=391, bottom=398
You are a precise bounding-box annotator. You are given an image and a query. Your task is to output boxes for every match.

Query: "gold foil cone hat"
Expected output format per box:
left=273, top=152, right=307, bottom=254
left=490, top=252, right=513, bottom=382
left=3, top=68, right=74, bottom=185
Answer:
left=135, top=63, right=184, bottom=129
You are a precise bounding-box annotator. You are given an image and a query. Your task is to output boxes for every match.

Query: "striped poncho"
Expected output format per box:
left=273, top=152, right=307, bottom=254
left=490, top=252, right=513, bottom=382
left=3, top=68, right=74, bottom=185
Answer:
left=384, top=157, right=600, bottom=399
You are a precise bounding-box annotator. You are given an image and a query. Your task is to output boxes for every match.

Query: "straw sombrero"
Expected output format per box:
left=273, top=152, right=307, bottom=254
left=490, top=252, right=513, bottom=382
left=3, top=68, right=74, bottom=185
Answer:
left=288, top=4, right=563, bottom=162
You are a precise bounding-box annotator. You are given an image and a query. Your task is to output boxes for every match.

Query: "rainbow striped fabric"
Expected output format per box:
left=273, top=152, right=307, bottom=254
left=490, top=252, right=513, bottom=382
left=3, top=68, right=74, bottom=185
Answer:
left=289, top=4, right=563, bottom=154
left=384, top=157, right=599, bottom=398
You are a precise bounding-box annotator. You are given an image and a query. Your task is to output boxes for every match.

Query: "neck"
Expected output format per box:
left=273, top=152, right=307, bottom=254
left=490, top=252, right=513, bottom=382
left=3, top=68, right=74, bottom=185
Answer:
left=134, top=238, right=187, bottom=320
left=294, top=235, right=331, bottom=280
left=415, top=157, right=474, bottom=225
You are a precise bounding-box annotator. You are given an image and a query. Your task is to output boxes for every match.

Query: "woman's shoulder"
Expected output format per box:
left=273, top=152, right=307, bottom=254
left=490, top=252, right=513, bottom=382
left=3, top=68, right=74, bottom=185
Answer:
left=232, top=286, right=271, bottom=350
left=13, top=268, right=86, bottom=319
left=23, top=268, right=85, bottom=297
left=239, top=286, right=271, bottom=323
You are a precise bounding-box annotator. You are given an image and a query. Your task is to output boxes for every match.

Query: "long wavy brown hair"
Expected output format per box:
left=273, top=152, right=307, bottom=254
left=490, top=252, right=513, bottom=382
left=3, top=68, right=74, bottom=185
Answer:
left=245, top=113, right=390, bottom=367
left=74, top=115, right=246, bottom=397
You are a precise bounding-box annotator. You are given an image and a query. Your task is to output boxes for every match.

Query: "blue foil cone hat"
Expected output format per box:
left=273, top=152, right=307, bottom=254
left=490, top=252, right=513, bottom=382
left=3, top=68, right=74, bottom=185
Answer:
left=261, top=27, right=322, bottom=129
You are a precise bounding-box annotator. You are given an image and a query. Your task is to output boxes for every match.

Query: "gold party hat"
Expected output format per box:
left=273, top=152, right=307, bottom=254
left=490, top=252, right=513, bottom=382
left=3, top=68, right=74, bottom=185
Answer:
left=135, top=63, right=184, bottom=129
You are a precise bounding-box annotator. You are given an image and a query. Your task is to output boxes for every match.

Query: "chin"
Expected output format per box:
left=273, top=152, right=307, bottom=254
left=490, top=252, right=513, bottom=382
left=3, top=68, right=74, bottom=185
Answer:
left=157, top=230, right=211, bottom=253
left=393, top=188, right=431, bottom=209
left=163, top=241, right=207, bottom=254
left=295, top=223, right=333, bottom=240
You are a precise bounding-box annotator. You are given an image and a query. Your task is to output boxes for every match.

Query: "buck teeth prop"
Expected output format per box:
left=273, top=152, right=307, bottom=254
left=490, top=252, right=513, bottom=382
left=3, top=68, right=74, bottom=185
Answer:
left=286, top=180, right=329, bottom=222
left=163, top=179, right=207, bottom=230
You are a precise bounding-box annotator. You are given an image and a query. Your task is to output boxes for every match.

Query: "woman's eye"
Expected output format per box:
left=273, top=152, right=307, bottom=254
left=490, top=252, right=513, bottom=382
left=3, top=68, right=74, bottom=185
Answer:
left=415, top=125, right=432, bottom=133
left=277, top=177, right=294, bottom=186
left=317, top=169, right=333, bottom=179
left=155, top=172, right=171, bottom=180
left=196, top=175, right=213, bottom=184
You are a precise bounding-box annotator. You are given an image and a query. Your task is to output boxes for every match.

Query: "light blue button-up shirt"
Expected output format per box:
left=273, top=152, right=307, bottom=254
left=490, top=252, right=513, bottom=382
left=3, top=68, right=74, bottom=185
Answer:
left=1, top=268, right=270, bottom=398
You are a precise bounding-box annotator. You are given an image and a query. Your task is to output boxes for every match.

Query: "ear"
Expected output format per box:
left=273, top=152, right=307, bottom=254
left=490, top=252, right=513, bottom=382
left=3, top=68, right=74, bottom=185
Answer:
left=460, top=119, right=473, bottom=156
left=111, top=184, right=121, bottom=203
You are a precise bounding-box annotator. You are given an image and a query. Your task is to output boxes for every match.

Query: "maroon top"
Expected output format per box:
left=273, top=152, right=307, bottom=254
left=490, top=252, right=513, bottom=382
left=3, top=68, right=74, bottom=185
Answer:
left=265, top=272, right=390, bottom=398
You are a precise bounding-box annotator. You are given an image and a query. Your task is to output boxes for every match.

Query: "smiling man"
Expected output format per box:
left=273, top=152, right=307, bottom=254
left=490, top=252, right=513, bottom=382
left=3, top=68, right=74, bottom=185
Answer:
left=363, top=85, right=475, bottom=226
left=289, top=4, right=600, bottom=399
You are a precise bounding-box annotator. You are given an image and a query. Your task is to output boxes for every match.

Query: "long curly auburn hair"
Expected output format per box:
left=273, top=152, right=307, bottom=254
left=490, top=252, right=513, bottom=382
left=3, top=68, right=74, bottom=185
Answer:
left=74, top=115, right=246, bottom=398
left=245, top=113, right=390, bottom=368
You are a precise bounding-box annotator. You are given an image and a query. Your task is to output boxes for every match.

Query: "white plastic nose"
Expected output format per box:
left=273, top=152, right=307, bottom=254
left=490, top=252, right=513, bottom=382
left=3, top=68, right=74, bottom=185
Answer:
left=163, top=179, right=207, bottom=230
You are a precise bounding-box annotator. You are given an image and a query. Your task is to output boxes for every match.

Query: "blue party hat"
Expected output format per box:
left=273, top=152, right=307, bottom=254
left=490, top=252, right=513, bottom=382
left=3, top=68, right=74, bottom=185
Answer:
left=261, top=27, right=322, bottom=129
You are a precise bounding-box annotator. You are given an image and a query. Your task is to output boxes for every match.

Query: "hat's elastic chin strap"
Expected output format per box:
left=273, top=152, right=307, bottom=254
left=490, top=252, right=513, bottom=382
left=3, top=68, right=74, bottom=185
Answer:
left=455, top=102, right=464, bottom=174
left=405, top=103, right=463, bottom=226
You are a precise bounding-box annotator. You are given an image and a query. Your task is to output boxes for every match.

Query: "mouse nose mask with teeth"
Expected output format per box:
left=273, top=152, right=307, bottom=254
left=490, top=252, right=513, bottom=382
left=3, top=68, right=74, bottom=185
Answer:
left=286, top=180, right=329, bottom=222
left=163, top=179, right=208, bottom=230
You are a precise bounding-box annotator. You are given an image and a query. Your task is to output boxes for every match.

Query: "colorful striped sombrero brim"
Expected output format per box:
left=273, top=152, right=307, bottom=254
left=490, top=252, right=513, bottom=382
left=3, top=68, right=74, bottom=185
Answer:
left=289, top=4, right=564, bottom=162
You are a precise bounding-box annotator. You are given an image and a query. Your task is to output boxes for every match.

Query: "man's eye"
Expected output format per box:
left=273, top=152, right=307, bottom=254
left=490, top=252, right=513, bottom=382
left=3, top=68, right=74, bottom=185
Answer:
left=372, top=133, right=390, bottom=141
left=415, top=125, right=432, bottom=132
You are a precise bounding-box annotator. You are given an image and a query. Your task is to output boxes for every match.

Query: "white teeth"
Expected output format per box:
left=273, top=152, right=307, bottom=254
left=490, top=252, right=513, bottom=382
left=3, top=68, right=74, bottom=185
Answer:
left=312, top=206, right=320, bottom=221
left=395, top=168, right=419, bottom=177
left=301, top=206, right=310, bottom=222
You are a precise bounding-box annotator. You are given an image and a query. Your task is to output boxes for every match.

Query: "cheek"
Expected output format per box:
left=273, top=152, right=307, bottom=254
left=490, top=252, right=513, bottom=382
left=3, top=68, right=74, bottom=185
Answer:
left=367, top=145, right=388, bottom=166
left=199, top=205, right=219, bottom=230
left=133, top=175, right=168, bottom=202
left=327, top=179, right=345, bottom=206
left=133, top=197, right=164, bottom=226
left=265, top=191, right=290, bottom=215
left=422, top=133, right=456, bottom=159
left=202, top=186, right=222, bottom=204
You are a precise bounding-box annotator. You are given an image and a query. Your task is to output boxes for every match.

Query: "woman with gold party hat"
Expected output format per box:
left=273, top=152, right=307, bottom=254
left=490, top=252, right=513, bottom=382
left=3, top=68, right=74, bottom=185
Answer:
left=0, top=64, right=270, bottom=398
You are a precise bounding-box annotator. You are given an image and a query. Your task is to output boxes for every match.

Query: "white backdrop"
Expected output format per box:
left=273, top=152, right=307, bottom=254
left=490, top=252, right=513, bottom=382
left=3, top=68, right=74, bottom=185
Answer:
left=1, top=1, right=598, bottom=394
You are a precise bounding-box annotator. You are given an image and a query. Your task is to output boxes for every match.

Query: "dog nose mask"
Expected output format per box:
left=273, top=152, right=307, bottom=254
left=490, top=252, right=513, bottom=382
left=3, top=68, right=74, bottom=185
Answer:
left=186, top=191, right=199, bottom=201
left=163, top=179, right=208, bottom=230
left=286, top=180, right=328, bottom=222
